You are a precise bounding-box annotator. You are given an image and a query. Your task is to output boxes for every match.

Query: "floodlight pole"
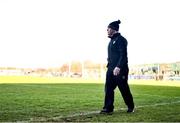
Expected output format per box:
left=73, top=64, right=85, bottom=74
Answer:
left=157, top=63, right=160, bottom=80
left=68, top=61, right=71, bottom=77
left=81, top=60, right=84, bottom=78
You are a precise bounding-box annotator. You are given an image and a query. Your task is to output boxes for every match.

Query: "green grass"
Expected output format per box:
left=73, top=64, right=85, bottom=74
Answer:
left=0, top=83, right=180, bottom=122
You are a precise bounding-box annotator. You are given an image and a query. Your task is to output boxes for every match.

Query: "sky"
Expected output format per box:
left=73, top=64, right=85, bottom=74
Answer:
left=0, top=0, right=180, bottom=68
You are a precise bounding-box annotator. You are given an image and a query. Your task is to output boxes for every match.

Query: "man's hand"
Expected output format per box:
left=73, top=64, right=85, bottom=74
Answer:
left=113, top=67, right=120, bottom=76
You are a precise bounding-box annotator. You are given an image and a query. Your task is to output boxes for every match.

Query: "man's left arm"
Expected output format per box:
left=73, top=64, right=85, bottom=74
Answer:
left=113, top=39, right=127, bottom=76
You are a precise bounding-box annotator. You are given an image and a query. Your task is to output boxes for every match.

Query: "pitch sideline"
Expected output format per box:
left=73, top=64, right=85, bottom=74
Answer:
left=13, top=100, right=180, bottom=122
left=40, top=100, right=180, bottom=122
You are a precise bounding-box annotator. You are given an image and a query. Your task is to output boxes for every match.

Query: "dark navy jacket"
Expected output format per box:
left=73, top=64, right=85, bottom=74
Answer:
left=107, top=33, right=128, bottom=70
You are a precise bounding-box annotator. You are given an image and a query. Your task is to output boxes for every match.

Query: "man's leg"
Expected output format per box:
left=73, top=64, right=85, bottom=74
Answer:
left=116, top=68, right=134, bottom=112
left=102, top=69, right=117, bottom=112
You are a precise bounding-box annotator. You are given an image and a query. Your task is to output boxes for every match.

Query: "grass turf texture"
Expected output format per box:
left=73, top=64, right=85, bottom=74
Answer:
left=0, top=82, right=180, bottom=122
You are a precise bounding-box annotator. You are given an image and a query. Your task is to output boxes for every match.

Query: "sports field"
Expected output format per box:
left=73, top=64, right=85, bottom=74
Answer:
left=0, top=76, right=180, bottom=122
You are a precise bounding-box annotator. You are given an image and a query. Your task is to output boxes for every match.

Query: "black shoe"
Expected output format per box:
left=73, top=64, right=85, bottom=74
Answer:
left=127, top=108, right=134, bottom=113
left=100, top=109, right=113, bottom=114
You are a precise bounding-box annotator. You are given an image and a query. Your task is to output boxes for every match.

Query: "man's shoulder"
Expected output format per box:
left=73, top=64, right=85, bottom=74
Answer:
left=119, top=35, right=127, bottom=41
left=117, top=35, right=127, bottom=44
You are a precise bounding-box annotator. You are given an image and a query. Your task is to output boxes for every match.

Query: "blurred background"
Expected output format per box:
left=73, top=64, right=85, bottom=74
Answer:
left=0, top=0, right=180, bottom=81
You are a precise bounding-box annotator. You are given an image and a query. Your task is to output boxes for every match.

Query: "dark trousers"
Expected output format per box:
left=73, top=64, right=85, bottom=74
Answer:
left=103, top=67, right=134, bottom=111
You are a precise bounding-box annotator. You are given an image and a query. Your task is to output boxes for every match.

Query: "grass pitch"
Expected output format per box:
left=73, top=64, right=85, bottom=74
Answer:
left=0, top=76, right=180, bottom=122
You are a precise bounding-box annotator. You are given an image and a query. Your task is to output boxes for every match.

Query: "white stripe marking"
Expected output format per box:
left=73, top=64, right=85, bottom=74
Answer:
left=46, top=100, right=180, bottom=121
left=10, top=100, right=180, bottom=122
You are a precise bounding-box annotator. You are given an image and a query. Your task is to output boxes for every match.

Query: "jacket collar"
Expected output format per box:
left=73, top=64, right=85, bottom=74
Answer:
left=111, top=33, right=121, bottom=40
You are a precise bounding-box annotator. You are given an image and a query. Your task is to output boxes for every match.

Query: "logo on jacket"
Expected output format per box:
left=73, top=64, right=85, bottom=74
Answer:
left=113, top=41, right=116, bottom=44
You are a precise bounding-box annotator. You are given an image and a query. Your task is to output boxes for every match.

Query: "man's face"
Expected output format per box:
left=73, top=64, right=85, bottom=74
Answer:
left=107, top=27, right=116, bottom=38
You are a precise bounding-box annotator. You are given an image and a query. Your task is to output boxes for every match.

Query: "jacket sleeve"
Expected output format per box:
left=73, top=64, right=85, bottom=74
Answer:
left=106, top=58, right=109, bottom=67
left=116, top=38, right=128, bottom=68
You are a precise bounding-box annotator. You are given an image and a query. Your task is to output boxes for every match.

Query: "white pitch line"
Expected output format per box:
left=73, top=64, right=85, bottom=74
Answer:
left=135, top=100, right=180, bottom=108
left=13, top=100, right=180, bottom=122
left=48, top=100, right=180, bottom=121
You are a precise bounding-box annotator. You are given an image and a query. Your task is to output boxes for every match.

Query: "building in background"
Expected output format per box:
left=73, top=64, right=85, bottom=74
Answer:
left=0, top=61, right=180, bottom=81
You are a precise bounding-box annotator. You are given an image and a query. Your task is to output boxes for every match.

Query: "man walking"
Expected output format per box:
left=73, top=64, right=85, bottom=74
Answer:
left=100, top=20, right=134, bottom=114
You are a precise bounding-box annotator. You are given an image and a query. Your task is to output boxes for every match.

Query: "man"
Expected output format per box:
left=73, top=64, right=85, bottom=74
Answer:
left=100, top=20, right=134, bottom=114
